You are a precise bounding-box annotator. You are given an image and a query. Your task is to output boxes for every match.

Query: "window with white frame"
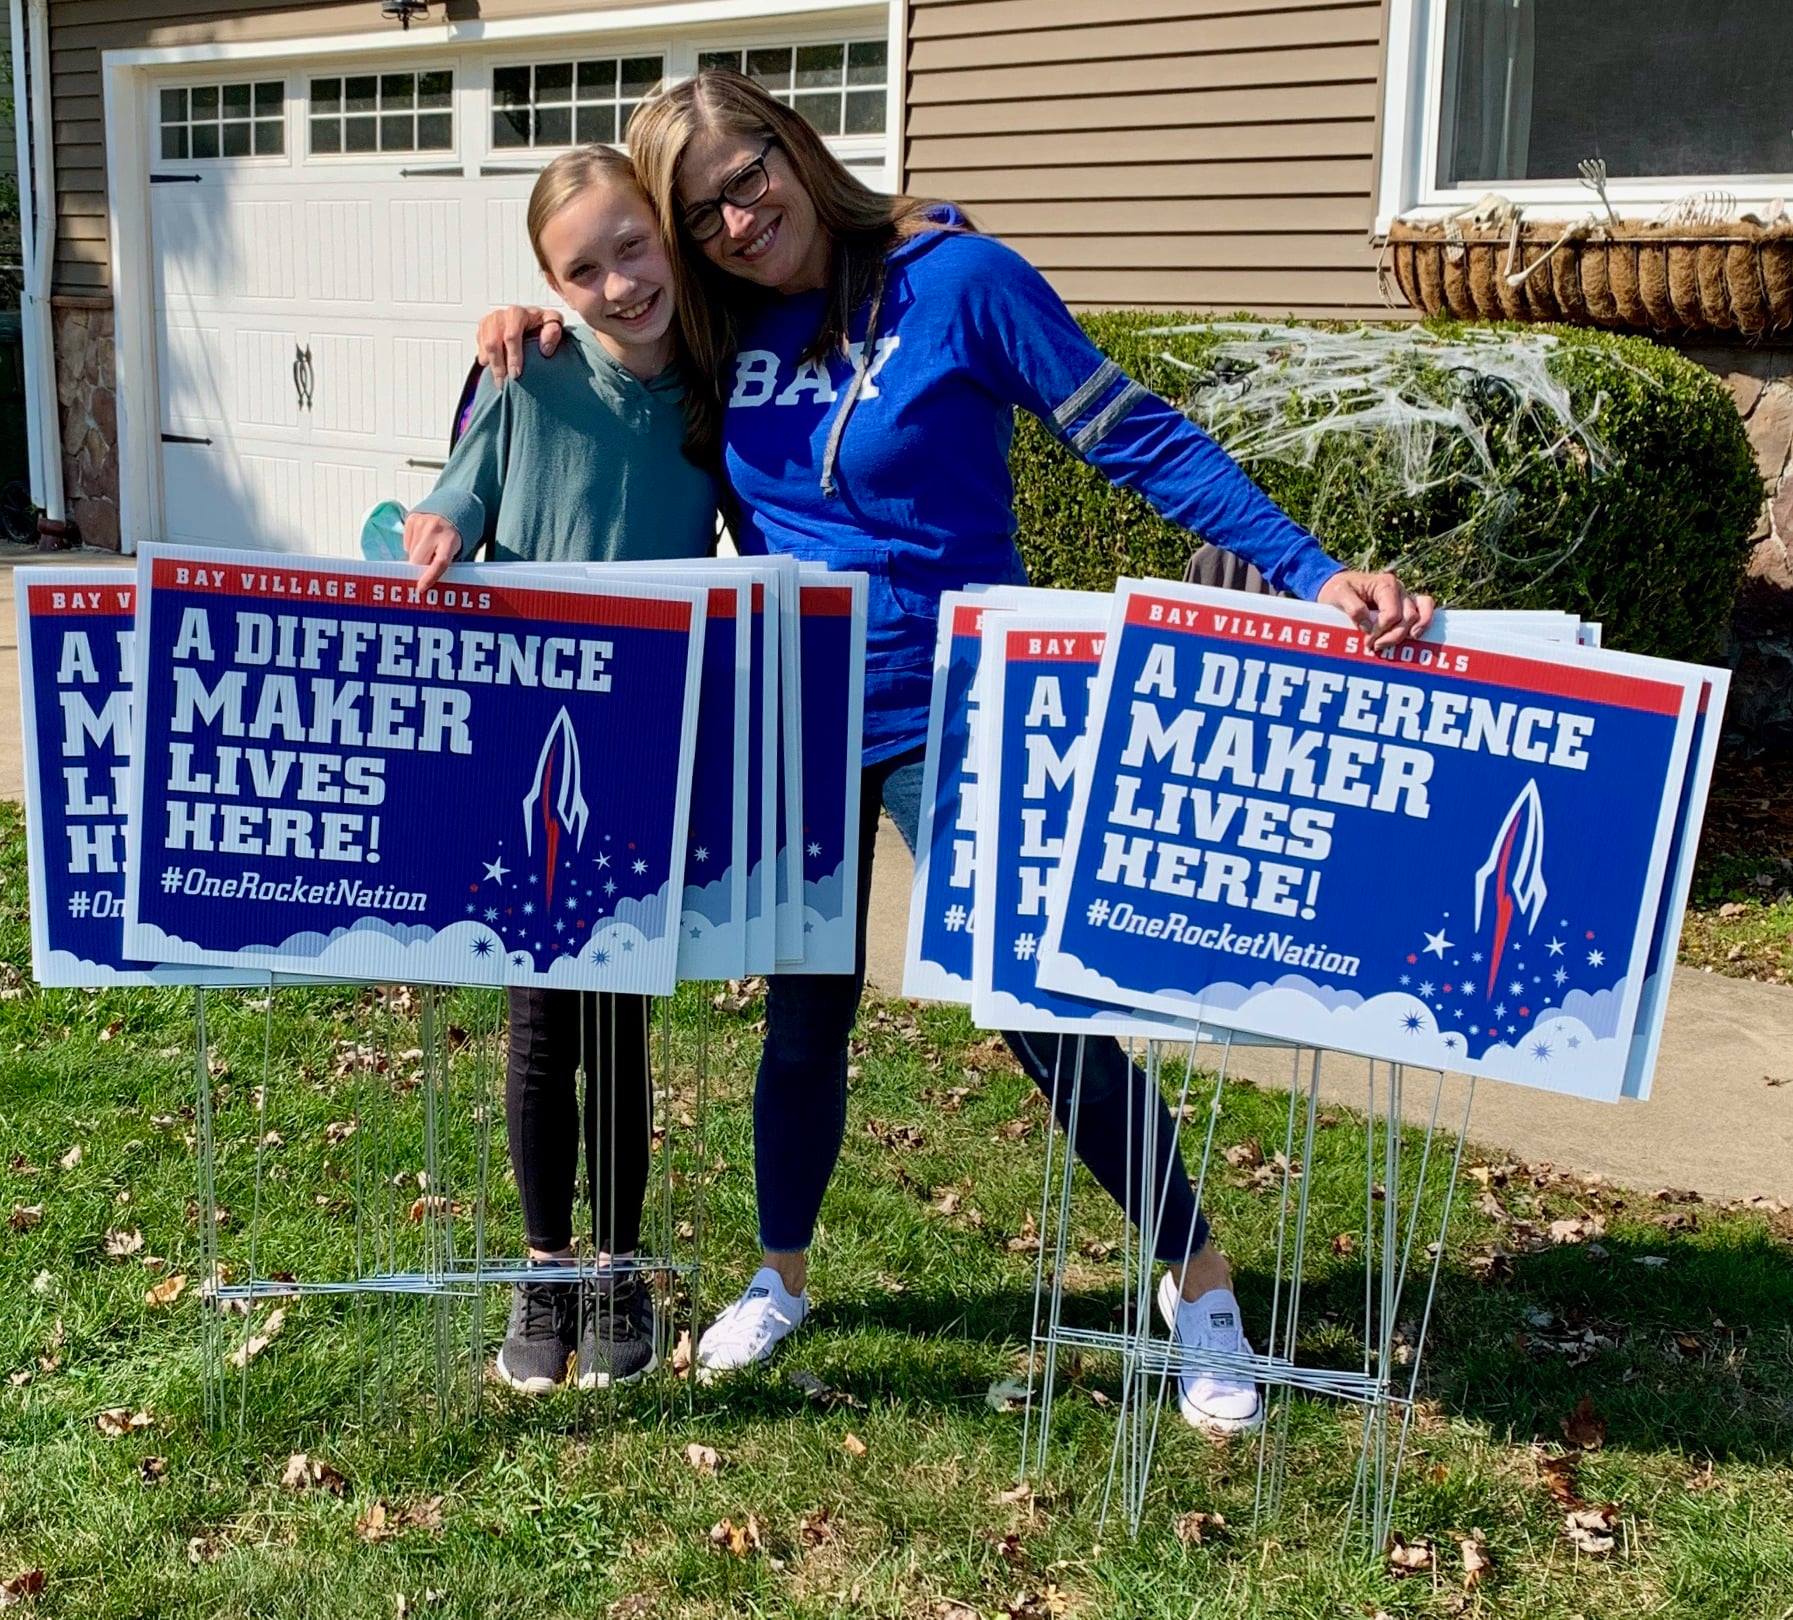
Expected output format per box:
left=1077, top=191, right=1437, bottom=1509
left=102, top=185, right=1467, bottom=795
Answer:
left=308, top=71, right=453, bottom=156
left=491, top=56, right=666, bottom=149
left=1385, top=0, right=1792, bottom=217
left=160, top=80, right=284, bottom=160
left=696, top=40, right=887, bottom=137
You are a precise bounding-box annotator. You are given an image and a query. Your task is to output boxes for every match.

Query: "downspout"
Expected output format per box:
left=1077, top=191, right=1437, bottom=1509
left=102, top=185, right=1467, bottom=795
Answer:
left=9, top=0, right=65, bottom=530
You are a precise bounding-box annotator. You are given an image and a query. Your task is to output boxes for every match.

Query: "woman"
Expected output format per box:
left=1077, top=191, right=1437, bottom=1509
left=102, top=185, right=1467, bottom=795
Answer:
left=476, top=69, right=1434, bottom=1433
left=412, top=144, right=716, bottom=1394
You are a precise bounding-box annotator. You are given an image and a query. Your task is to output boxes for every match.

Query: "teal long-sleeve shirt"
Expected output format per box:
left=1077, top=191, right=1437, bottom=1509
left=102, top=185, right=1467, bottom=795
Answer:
left=411, top=327, right=718, bottom=565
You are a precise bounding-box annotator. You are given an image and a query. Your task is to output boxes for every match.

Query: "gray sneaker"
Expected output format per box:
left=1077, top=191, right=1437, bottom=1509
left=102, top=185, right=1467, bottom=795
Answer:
left=577, top=1270, right=658, bottom=1389
left=495, top=1269, right=577, bottom=1394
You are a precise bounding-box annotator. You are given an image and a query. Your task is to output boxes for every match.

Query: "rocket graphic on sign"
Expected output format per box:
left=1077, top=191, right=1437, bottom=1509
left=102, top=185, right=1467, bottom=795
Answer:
left=1474, top=779, right=1547, bottom=1000
left=522, top=707, right=589, bottom=910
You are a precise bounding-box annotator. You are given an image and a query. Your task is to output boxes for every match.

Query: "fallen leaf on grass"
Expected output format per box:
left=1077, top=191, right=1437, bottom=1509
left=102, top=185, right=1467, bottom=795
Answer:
left=186, top=1536, right=221, bottom=1565
left=992, top=1531, right=1026, bottom=1566
left=1000, top=1585, right=1069, bottom=1619
left=145, top=1274, right=188, bottom=1309
left=324, top=1120, right=358, bottom=1145
left=798, top=1505, right=836, bottom=1546
left=709, top=1515, right=763, bottom=1558
left=280, top=1452, right=347, bottom=1495
left=1459, top=1532, right=1492, bottom=1590
left=682, top=1443, right=720, bottom=1475
left=104, top=1229, right=144, bottom=1258
left=932, top=1189, right=962, bottom=1217
left=1174, top=1510, right=1227, bottom=1545
left=407, top=1196, right=461, bottom=1223
left=1330, top=1233, right=1356, bottom=1257
left=139, top=1457, right=168, bottom=1485
left=29, top=1271, right=51, bottom=1297
left=608, top=1596, right=655, bottom=1620
left=1560, top=1396, right=1607, bottom=1451
left=1223, top=1140, right=1263, bottom=1171
left=1686, top=1460, right=1720, bottom=1492
left=0, top=1570, right=44, bottom=1607
left=58, top=1145, right=82, bottom=1171
left=1563, top=1503, right=1619, bottom=1556
left=1005, top=1213, right=1041, bottom=1254
left=226, top=1308, right=285, bottom=1369
left=787, top=1369, right=864, bottom=1409
left=96, top=1407, right=154, bottom=1437
left=1386, top=1533, right=1433, bottom=1573
left=1535, top=1448, right=1583, bottom=1506
left=356, top=1497, right=445, bottom=1542
left=1548, top=1215, right=1605, bottom=1246
left=841, top=1432, right=868, bottom=1459
left=7, top=1371, right=30, bottom=1388
left=937, top=1604, right=982, bottom=1620
left=9, top=1205, right=43, bottom=1232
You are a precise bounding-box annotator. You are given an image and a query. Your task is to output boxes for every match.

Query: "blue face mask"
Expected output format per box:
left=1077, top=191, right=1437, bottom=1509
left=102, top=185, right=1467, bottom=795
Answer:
left=360, top=497, right=409, bottom=562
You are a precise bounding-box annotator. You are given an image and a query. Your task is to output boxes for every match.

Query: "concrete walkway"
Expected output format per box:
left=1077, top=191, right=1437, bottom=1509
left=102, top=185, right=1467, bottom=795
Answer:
left=4, top=552, right=1788, bottom=1202
left=863, top=819, right=1793, bottom=1204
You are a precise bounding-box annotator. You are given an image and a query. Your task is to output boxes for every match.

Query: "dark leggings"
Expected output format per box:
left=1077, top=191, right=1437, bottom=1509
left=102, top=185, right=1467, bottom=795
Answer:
left=505, top=988, right=652, bottom=1254
left=753, top=748, right=1210, bottom=1266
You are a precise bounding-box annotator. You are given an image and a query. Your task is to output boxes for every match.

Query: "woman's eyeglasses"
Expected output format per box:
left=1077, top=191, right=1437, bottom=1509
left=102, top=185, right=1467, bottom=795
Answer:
left=682, top=138, right=777, bottom=242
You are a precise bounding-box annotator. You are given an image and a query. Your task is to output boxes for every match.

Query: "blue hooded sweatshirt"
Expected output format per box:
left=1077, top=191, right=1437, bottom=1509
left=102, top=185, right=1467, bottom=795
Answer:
left=721, top=210, right=1344, bottom=765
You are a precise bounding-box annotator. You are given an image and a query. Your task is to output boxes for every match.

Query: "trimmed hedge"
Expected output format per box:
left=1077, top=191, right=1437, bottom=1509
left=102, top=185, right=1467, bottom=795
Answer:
left=1011, top=315, right=1763, bottom=663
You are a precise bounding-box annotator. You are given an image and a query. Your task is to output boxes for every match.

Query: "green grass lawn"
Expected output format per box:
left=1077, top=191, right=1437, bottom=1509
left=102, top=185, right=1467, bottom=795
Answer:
left=3, top=799, right=1792, bottom=1619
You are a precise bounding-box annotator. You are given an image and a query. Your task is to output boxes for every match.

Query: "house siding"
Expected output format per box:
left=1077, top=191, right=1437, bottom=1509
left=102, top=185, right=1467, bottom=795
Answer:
left=903, top=0, right=1393, bottom=316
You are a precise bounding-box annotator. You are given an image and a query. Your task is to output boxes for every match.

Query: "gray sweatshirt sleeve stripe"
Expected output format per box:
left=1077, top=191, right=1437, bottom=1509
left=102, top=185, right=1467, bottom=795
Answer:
left=1051, top=358, right=1122, bottom=432
left=1071, top=380, right=1149, bottom=454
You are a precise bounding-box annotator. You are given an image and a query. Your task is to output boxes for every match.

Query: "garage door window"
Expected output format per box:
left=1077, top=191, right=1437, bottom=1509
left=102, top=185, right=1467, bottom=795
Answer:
left=310, top=71, right=454, bottom=155
left=491, top=55, right=665, bottom=149
left=696, top=41, right=887, bottom=136
left=160, top=80, right=284, bottom=160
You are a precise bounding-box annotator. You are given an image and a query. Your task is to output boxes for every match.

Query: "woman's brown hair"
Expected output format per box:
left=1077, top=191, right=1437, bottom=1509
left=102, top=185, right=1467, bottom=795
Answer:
left=627, top=69, right=957, bottom=459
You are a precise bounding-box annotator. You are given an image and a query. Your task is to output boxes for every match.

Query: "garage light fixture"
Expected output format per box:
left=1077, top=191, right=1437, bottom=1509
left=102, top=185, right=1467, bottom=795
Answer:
left=380, top=0, right=428, bottom=27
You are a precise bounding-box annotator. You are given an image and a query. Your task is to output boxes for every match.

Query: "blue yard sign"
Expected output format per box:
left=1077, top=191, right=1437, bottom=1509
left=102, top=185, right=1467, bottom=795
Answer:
left=789, top=567, right=866, bottom=975
left=16, top=569, right=267, bottom=987
left=972, top=605, right=1217, bottom=1041
left=123, top=546, right=706, bottom=994
left=1037, top=581, right=1707, bottom=1102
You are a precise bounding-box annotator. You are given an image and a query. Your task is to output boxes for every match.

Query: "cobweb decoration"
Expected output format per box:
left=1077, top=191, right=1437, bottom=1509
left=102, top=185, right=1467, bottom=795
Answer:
left=1148, top=321, right=1633, bottom=598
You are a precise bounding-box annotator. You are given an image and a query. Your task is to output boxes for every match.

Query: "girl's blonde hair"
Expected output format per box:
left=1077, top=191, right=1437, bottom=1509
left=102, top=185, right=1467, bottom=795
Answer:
left=524, top=142, right=644, bottom=278
left=627, top=69, right=956, bottom=458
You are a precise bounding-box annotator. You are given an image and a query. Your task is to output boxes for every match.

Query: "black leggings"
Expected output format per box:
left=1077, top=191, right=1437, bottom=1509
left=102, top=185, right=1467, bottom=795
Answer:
left=504, top=989, right=652, bottom=1254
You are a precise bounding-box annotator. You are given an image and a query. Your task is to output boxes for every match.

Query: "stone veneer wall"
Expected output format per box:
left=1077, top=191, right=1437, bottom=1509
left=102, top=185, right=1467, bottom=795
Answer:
left=50, top=298, right=119, bottom=552
left=1679, top=346, right=1793, bottom=751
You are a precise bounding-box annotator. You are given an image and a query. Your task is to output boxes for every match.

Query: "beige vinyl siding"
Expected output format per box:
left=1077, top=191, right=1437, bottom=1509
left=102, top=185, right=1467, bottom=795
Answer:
left=905, top=0, right=1392, bottom=318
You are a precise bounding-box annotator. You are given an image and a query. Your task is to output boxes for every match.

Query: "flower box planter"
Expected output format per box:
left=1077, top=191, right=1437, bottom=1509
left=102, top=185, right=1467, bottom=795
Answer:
left=1385, top=219, right=1793, bottom=337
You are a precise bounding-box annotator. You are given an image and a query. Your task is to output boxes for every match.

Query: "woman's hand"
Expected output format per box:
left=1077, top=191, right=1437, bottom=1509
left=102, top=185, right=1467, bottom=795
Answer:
left=404, top=510, right=464, bottom=594
left=1317, top=570, right=1436, bottom=651
left=475, top=305, right=565, bottom=388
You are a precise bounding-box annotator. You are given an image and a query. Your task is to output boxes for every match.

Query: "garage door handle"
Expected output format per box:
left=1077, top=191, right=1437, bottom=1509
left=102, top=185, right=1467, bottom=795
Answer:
left=293, top=344, right=314, bottom=410
left=479, top=165, right=542, bottom=176
left=400, top=164, right=463, bottom=178
left=406, top=458, right=447, bottom=470
left=151, top=173, right=202, bottom=184
left=161, top=432, right=212, bottom=445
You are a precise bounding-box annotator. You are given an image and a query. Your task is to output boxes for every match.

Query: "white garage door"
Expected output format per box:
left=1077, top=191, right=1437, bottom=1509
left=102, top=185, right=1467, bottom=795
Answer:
left=146, top=29, right=892, bottom=556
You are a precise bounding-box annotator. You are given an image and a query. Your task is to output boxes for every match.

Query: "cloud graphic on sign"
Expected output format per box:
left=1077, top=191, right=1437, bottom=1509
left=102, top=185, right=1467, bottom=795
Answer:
left=680, top=867, right=738, bottom=928
left=802, top=861, right=846, bottom=924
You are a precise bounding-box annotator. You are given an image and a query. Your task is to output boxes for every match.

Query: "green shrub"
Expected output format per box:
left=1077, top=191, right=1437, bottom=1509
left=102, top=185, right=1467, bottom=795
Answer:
left=1011, top=314, right=1763, bottom=662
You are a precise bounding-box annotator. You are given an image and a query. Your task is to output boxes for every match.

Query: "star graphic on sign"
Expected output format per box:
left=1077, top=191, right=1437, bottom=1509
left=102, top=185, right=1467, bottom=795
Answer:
left=1546, top=937, right=1565, bottom=956
left=1470, top=950, right=1484, bottom=963
left=1401, top=1012, right=1425, bottom=1033
left=694, top=846, right=709, bottom=863
left=1417, top=980, right=1435, bottom=998
left=523, top=901, right=535, bottom=916
left=592, top=947, right=610, bottom=965
left=807, top=841, right=822, bottom=859
left=483, top=857, right=509, bottom=885
left=604, top=880, right=617, bottom=896
left=1399, top=973, right=1411, bottom=986
left=1587, top=948, right=1606, bottom=968
left=471, top=936, right=494, bottom=958
left=621, top=939, right=634, bottom=952
left=689, top=926, right=701, bottom=939
left=1494, top=1002, right=1507, bottom=1019
left=1422, top=928, right=1453, bottom=958
left=596, top=853, right=611, bottom=870
left=1567, top=1035, right=1582, bottom=1049
left=632, top=859, right=647, bottom=875
left=1531, top=1040, right=1552, bottom=1061
left=1553, top=967, right=1569, bottom=986
left=555, top=919, right=566, bottom=934
left=1443, top=1035, right=1459, bottom=1051
left=484, top=907, right=498, bottom=922
left=565, top=896, right=578, bottom=910
left=1508, top=980, right=1524, bottom=998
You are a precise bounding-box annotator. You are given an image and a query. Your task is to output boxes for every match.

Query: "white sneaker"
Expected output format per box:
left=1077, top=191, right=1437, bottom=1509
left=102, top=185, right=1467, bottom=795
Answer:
left=1156, top=1273, right=1264, bottom=1434
left=696, top=1267, right=808, bottom=1377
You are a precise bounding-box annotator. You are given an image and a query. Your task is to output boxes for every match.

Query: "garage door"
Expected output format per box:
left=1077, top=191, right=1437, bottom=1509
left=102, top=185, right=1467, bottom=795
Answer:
left=147, top=30, right=892, bottom=556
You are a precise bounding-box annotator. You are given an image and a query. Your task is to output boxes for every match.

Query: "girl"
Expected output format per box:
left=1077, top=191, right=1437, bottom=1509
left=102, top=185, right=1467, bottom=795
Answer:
left=409, top=144, right=715, bottom=1393
left=476, top=73, right=1434, bottom=1433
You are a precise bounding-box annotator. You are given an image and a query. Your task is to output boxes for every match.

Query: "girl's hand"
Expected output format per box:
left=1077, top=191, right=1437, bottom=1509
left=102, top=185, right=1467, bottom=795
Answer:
left=404, top=510, right=463, bottom=594
left=475, top=305, right=564, bottom=388
left=1317, top=570, right=1436, bottom=651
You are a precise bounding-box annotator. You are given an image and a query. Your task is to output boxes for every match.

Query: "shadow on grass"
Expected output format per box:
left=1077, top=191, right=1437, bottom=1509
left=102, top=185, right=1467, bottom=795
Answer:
left=802, top=1222, right=1793, bottom=1466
